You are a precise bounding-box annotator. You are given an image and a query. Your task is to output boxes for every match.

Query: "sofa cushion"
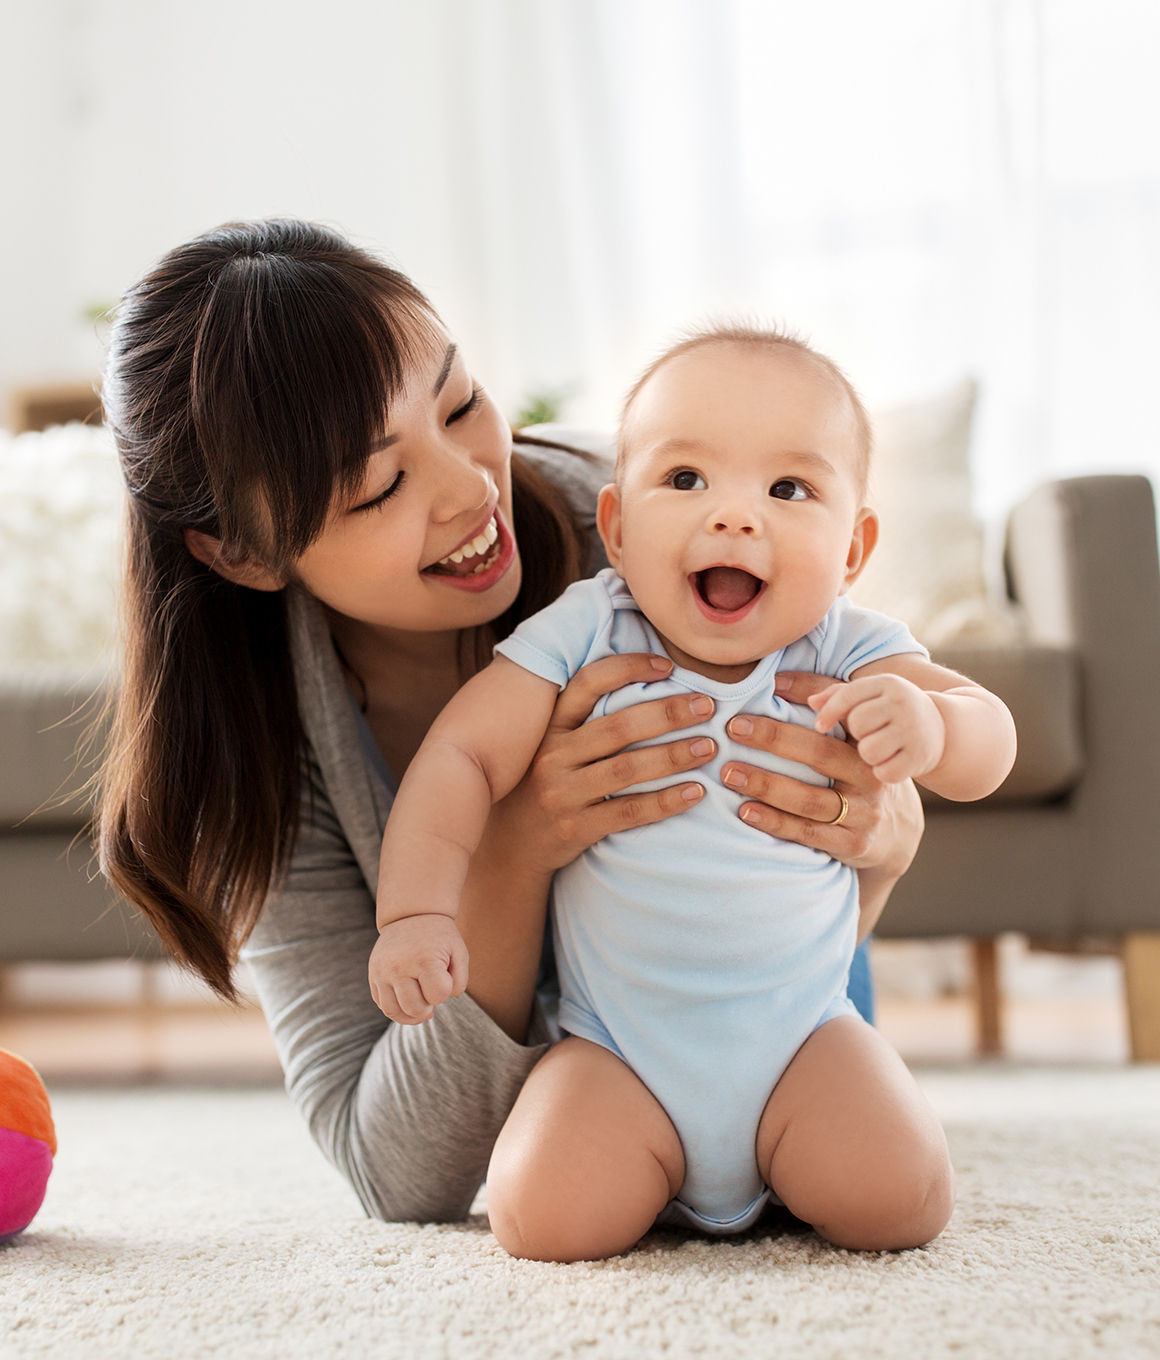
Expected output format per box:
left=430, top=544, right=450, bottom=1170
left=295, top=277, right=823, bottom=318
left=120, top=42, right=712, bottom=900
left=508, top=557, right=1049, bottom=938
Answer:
left=0, top=674, right=109, bottom=829
left=923, top=645, right=1083, bottom=807
left=0, top=830, right=161, bottom=961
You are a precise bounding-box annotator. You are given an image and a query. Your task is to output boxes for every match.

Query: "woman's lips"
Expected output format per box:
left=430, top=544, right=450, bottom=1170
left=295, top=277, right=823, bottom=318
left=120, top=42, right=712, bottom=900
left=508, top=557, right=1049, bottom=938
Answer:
left=422, top=508, right=516, bottom=593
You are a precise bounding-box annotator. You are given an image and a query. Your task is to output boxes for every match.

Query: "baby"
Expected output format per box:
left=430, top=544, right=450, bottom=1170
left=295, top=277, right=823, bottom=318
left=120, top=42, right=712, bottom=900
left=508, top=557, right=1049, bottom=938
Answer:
left=370, top=326, right=1016, bottom=1254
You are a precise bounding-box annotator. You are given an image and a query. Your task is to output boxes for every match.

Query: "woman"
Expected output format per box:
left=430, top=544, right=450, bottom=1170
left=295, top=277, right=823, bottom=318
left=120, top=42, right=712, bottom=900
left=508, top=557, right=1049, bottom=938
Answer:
left=99, top=220, right=925, bottom=1225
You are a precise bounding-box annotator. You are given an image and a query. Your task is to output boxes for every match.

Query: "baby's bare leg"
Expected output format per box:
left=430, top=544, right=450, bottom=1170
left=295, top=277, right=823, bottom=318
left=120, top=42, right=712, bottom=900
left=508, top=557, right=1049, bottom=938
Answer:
left=486, top=1036, right=685, bottom=1262
left=756, top=1016, right=954, bottom=1250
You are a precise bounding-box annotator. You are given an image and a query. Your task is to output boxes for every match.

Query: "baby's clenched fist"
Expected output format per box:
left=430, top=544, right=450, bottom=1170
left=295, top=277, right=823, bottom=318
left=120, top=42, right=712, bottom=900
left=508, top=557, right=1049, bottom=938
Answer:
left=807, top=674, right=947, bottom=784
left=369, top=914, right=470, bottom=1024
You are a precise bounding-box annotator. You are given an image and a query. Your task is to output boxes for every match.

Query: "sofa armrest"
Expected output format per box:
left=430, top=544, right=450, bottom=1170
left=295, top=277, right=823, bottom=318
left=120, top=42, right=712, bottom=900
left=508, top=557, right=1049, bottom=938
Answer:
left=924, top=644, right=1082, bottom=805
left=1006, top=475, right=1160, bottom=931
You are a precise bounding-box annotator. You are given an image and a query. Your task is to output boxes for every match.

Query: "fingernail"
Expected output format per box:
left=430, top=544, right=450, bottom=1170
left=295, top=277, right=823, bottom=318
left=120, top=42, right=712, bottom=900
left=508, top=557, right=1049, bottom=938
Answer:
left=690, top=738, right=715, bottom=757
left=651, top=656, right=672, bottom=672
left=729, top=716, right=754, bottom=737
left=773, top=674, right=790, bottom=693
left=690, top=695, right=713, bottom=716
left=740, top=805, right=760, bottom=823
left=681, top=783, right=704, bottom=801
left=723, top=768, right=746, bottom=789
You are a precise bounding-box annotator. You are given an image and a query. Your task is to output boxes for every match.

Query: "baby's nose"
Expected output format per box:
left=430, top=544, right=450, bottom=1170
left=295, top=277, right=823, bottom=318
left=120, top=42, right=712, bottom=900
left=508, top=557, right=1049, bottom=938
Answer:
left=709, top=502, right=761, bottom=535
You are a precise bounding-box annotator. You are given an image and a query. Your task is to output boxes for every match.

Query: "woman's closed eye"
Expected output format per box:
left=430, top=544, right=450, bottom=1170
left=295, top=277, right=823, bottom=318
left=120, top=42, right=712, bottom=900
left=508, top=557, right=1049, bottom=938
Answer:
left=352, top=470, right=405, bottom=514
left=446, top=385, right=484, bottom=425
left=769, top=479, right=808, bottom=501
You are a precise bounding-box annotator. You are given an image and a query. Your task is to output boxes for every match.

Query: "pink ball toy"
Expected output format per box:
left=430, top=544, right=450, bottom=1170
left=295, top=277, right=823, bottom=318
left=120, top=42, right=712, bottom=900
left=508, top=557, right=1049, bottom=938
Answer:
left=0, top=1048, right=55, bottom=1243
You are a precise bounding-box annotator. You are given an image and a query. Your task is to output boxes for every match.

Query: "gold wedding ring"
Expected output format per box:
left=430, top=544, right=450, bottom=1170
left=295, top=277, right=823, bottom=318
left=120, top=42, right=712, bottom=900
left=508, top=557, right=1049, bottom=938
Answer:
left=828, top=790, right=850, bottom=827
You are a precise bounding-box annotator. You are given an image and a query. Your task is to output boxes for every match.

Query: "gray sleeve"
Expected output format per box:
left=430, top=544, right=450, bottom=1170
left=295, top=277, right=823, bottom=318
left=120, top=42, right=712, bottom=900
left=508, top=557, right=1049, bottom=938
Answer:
left=241, top=754, right=552, bottom=1223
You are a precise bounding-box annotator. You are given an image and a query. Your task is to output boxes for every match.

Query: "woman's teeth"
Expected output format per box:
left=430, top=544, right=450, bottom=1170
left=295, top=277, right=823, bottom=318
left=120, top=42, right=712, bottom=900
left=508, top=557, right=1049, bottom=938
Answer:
left=433, top=516, right=500, bottom=575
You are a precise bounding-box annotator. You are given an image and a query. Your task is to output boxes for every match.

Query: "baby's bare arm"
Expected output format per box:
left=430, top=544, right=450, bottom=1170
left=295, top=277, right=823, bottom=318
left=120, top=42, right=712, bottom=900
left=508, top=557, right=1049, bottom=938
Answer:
left=377, top=656, right=561, bottom=930
left=371, top=658, right=561, bottom=1024
left=809, top=654, right=1016, bottom=802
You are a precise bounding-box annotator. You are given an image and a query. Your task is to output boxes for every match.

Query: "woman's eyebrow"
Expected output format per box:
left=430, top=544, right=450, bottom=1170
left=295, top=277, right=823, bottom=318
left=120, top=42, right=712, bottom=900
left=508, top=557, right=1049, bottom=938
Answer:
left=432, top=343, right=458, bottom=397
left=367, top=343, right=459, bottom=454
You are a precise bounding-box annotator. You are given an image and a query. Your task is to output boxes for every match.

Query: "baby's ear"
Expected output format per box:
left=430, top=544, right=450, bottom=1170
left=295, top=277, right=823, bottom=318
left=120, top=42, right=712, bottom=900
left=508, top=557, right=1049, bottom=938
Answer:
left=595, top=483, right=624, bottom=570
left=840, top=508, right=878, bottom=592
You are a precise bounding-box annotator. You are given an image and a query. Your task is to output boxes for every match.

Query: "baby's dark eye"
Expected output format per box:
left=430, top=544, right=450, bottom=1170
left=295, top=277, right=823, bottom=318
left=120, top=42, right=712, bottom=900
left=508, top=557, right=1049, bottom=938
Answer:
left=770, top=479, right=807, bottom=501
left=670, top=469, right=707, bottom=491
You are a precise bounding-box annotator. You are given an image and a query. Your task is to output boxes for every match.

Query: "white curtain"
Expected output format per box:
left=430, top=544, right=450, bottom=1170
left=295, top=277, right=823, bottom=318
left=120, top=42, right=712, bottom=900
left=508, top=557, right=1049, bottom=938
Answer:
left=413, top=0, right=1160, bottom=523
left=5, top=0, right=1159, bottom=522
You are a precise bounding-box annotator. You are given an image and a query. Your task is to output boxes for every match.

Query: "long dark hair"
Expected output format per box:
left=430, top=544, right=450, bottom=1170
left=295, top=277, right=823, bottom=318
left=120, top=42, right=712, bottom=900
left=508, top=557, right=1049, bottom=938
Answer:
left=99, top=220, right=585, bottom=1000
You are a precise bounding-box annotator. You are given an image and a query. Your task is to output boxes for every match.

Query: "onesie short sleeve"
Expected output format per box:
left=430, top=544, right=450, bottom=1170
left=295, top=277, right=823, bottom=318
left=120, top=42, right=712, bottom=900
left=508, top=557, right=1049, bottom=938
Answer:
left=494, top=575, right=616, bottom=690
left=806, top=594, right=929, bottom=680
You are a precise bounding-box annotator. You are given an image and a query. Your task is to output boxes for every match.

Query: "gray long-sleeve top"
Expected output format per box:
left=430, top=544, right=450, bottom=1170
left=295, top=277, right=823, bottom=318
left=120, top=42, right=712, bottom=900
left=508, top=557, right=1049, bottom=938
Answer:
left=241, top=439, right=613, bottom=1222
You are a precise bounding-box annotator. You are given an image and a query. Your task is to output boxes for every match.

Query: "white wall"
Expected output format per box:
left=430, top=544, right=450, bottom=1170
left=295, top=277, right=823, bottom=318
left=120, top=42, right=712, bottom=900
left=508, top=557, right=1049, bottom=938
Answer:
left=3, top=0, right=1160, bottom=520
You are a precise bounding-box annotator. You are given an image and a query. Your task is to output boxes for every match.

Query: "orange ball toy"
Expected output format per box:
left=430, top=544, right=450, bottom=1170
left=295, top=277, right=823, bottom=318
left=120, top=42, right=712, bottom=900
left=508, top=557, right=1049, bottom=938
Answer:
left=0, top=1048, right=56, bottom=1242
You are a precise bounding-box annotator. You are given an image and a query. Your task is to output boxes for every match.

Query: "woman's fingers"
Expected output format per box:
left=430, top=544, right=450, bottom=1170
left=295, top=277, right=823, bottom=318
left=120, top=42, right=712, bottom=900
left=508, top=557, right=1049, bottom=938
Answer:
left=721, top=763, right=847, bottom=825
left=494, top=655, right=718, bottom=874
left=734, top=799, right=872, bottom=862
left=773, top=670, right=847, bottom=705
left=548, top=653, right=676, bottom=733
left=572, top=733, right=717, bottom=803
left=724, top=713, right=875, bottom=791
left=564, top=691, right=715, bottom=768
left=583, top=780, right=705, bottom=839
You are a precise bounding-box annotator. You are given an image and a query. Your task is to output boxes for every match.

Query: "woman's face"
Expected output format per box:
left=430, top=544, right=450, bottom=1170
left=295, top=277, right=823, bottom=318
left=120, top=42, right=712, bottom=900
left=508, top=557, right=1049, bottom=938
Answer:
left=293, top=331, right=522, bottom=634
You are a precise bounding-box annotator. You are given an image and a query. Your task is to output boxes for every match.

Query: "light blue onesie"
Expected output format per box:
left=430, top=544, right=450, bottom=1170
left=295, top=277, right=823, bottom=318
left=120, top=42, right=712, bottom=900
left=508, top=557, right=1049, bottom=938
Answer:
left=494, top=568, right=927, bottom=1233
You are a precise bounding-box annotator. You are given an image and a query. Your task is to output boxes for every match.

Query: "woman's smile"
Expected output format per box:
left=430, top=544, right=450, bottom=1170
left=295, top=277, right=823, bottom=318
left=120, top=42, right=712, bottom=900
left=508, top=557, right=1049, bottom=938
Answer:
left=422, top=507, right=517, bottom=593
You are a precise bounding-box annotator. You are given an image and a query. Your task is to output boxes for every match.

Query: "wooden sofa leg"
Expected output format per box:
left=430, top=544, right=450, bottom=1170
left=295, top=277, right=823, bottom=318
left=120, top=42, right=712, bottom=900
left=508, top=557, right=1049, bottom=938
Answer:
left=1122, top=933, right=1160, bottom=1062
left=972, top=937, right=1003, bottom=1057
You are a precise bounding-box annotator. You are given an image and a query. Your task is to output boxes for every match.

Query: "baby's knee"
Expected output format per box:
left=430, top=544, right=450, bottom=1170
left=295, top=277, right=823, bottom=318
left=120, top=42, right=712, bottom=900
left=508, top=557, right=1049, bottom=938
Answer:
left=486, top=1170, right=616, bottom=1263
left=817, top=1150, right=955, bottom=1252
left=486, top=1140, right=671, bottom=1263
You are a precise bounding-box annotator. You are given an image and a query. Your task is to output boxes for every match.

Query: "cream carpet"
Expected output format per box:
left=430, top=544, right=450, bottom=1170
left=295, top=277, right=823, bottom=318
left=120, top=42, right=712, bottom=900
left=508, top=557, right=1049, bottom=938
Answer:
left=2, top=1067, right=1159, bottom=1359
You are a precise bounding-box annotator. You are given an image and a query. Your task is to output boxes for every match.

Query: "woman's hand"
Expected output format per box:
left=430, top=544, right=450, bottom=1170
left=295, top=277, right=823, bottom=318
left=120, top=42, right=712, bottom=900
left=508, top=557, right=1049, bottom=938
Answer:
left=719, top=670, right=925, bottom=939
left=459, top=653, right=716, bottom=1039
left=487, top=653, right=718, bottom=879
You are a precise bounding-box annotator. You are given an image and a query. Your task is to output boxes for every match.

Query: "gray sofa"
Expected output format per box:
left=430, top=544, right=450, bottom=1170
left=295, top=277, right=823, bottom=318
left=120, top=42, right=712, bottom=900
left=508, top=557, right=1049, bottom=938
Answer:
left=881, top=474, right=1160, bottom=1059
left=2, top=475, right=1158, bottom=1055
left=0, top=677, right=160, bottom=962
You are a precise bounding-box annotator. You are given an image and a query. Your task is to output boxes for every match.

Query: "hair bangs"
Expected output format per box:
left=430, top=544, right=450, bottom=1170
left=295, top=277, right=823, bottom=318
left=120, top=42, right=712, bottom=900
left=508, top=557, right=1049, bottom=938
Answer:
left=188, top=236, right=436, bottom=567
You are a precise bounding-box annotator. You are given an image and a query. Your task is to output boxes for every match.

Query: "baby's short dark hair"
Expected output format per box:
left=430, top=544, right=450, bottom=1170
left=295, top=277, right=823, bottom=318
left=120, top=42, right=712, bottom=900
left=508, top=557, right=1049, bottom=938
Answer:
left=618, top=323, right=872, bottom=492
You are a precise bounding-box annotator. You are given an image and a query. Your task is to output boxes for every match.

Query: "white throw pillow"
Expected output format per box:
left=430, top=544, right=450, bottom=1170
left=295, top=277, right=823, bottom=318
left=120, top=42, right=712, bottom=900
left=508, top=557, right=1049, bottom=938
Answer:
left=850, top=379, right=1021, bottom=647
left=0, top=423, right=124, bottom=674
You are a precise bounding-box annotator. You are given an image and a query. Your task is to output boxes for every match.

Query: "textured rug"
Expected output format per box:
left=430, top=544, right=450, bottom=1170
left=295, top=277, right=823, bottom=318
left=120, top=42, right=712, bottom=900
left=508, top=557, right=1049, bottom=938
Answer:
left=2, top=1067, right=1159, bottom=1359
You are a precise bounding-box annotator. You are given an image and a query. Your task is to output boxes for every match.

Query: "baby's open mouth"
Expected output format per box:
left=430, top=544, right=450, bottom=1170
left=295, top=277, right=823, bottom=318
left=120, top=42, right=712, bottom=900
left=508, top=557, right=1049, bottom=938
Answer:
left=694, top=566, right=764, bottom=613
left=424, top=515, right=501, bottom=578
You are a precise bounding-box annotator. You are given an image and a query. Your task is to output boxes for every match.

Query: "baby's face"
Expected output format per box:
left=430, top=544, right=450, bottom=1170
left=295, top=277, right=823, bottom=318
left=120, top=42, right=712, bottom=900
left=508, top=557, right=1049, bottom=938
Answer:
left=598, top=344, right=877, bottom=680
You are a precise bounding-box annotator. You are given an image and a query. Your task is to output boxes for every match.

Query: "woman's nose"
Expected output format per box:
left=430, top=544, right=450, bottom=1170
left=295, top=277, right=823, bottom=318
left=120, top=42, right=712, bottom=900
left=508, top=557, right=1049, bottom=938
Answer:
left=430, top=442, right=492, bottom=523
